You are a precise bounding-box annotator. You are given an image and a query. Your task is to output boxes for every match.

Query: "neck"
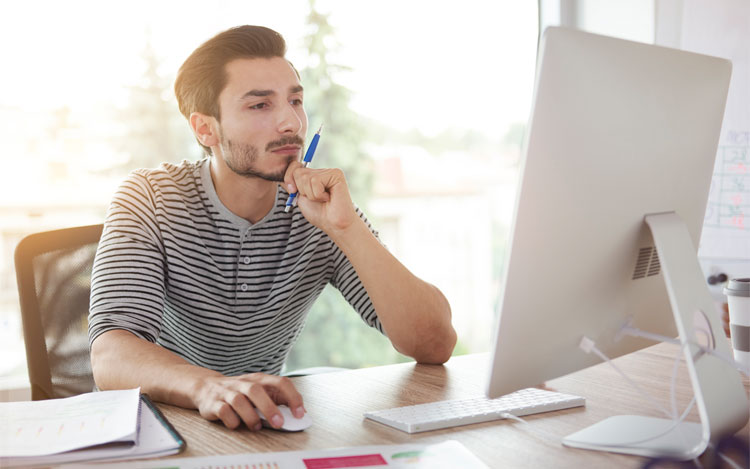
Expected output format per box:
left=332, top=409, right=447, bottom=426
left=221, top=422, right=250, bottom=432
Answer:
left=209, top=157, right=278, bottom=224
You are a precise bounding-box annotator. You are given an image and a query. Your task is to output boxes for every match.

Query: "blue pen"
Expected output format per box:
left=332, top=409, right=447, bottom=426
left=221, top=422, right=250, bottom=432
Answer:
left=285, top=124, right=323, bottom=212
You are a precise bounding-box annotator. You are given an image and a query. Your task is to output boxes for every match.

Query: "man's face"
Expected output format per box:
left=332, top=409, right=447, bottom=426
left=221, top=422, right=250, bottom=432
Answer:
left=215, top=56, right=308, bottom=182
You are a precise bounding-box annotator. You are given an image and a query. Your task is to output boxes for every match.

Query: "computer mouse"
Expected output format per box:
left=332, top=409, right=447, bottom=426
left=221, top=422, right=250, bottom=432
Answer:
left=256, top=405, right=312, bottom=432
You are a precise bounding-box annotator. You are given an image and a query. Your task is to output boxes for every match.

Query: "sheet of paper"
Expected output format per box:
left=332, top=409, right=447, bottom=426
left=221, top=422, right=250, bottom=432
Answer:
left=92, top=440, right=489, bottom=469
left=3, top=394, right=183, bottom=467
left=0, top=388, right=140, bottom=457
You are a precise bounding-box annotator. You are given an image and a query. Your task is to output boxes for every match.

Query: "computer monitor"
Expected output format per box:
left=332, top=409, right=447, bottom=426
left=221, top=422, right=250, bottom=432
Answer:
left=486, top=27, right=748, bottom=459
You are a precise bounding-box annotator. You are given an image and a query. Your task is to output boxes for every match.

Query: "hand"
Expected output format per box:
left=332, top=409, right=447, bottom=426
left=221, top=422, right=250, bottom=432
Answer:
left=284, top=162, right=359, bottom=235
left=722, top=302, right=730, bottom=338
left=192, top=373, right=304, bottom=430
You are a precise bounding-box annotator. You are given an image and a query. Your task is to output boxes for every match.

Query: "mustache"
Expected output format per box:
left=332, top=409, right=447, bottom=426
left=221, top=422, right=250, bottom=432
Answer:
left=266, top=135, right=305, bottom=151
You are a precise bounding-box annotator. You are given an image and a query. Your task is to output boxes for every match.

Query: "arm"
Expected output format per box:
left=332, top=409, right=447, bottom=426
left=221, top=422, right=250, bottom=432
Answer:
left=91, top=330, right=306, bottom=430
left=89, top=173, right=304, bottom=430
left=285, top=165, right=457, bottom=364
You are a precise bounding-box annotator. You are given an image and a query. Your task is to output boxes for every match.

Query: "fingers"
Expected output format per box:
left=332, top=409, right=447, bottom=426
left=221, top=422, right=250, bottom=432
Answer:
left=722, top=304, right=730, bottom=337
left=240, top=374, right=306, bottom=422
left=225, top=387, right=263, bottom=430
left=199, top=398, right=243, bottom=430
left=298, top=177, right=331, bottom=203
left=287, top=167, right=346, bottom=203
left=284, top=160, right=304, bottom=193
left=260, top=374, right=305, bottom=418
left=196, top=374, right=306, bottom=430
left=198, top=385, right=261, bottom=431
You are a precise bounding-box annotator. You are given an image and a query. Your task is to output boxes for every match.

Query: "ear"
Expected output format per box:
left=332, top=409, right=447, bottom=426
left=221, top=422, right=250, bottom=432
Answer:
left=189, top=112, right=220, bottom=148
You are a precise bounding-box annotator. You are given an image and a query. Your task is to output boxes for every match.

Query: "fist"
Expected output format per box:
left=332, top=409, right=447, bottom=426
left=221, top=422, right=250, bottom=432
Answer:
left=284, top=162, right=358, bottom=234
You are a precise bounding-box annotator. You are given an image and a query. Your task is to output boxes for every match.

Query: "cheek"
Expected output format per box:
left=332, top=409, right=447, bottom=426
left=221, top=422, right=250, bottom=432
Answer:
left=298, top=108, right=309, bottom=128
left=222, top=117, right=262, bottom=141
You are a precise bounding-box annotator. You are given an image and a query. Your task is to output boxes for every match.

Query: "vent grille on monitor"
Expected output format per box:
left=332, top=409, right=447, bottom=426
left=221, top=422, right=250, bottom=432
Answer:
left=647, top=250, right=661, bottom=277
left=633, top=246, right=661, bottom=279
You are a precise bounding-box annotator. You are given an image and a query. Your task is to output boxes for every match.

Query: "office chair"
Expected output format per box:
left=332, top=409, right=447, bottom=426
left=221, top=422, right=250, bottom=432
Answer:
left=14, top=224, right=103, bottom=400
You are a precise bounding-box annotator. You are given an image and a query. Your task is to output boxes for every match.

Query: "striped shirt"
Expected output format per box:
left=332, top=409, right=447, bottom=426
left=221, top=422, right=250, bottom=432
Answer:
left=88, top=158, right=383, bottom=376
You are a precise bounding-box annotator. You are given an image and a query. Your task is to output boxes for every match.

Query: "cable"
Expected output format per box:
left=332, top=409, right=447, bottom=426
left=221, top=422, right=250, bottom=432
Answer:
left=579, top=336, right=673, bottom=418
left=716, top=448, right=744, bottom=469
left=502, top=325, right=747, bottom=466
left=670, top=343, right=683, bottom=420
left=506, top=335, right=701, bottom=455
left=606, top=397, right=696, bottom=448
left=618, top=324, right=750, bottom=466
left=499, top=412, right=564, bottom=445
left=620, top=325, right=750, bottom=378
left=579, top=335, right=698, bottom=449
left=497, top=334, right=691, bottom=452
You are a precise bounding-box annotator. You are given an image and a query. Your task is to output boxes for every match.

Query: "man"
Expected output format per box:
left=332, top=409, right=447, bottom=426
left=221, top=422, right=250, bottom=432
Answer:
left=88, top=25, right=456, bottom=432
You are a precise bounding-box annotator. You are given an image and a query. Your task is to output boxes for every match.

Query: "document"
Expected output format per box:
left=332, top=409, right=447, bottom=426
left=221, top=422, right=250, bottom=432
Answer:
left=1, top=388, right=141, bottom=458
left=90, top=440, right=488, bottom=469
left=0, top=389, right=184, bottom=467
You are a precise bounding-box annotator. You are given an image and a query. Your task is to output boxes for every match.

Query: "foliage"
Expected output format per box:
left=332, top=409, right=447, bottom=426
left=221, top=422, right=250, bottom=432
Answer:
left=285, top=285, right=411, bottom=370
left=297, top=1, right=373, bottom=206
left=285, top=1, right=407, bottom=371
left=110, top=6, right=457, bottom=371
left=111, top=37, right=200, bottom=171
left=365, top=118, right=503, bottom=156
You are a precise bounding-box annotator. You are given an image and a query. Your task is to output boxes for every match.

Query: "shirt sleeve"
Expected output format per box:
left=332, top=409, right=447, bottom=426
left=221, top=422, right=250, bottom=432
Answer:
left=329, top=206, right=385, bottom=335
left=88, top=170, right=167, bottom=347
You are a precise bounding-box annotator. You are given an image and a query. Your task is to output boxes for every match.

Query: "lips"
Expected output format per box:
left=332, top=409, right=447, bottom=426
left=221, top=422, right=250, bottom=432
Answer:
left=271, top=145, right=301, bottom=155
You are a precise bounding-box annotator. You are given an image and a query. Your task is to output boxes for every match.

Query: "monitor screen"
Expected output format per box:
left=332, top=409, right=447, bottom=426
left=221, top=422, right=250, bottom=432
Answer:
left=485, top=27, right=745, bottom=458
left=487, top=26, right=731, bottom=397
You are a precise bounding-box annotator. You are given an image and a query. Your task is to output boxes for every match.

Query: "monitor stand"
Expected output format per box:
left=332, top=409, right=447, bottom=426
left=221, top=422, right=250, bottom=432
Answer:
left=562, top=212, right=749, bottom=460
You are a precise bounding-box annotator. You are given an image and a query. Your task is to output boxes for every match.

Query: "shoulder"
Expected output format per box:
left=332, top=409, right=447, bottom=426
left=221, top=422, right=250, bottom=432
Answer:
left=127, top=159, right=204, bottom=185
left=118, top=159, right=206, bottom=197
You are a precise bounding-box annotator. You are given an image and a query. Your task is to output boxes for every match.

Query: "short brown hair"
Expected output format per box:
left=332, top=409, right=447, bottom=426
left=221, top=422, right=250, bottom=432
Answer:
left=174, top=25, right=287, bottom=155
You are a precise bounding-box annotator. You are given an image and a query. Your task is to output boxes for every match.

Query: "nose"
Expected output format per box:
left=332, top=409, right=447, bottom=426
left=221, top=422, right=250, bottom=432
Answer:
left=277, top=102, right=305, bottom=135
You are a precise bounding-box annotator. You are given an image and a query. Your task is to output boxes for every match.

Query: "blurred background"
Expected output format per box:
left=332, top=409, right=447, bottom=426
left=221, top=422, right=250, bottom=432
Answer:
left=2, top=0, right=745, bottom=396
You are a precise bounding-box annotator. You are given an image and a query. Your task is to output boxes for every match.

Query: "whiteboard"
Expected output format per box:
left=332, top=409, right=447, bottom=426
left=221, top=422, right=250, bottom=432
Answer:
left=658, top=0, right=750, bottom=261
left=678, top=0, right=750, bottom=263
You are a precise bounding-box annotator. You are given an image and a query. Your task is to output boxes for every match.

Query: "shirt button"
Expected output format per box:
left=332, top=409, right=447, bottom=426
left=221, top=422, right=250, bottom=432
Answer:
left=241, top=283, right=248, bottom=292
left=243, top=256, right=250, bottom=264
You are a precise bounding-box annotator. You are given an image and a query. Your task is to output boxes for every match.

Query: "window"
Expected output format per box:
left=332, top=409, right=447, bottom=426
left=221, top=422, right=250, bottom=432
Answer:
left=0, top=1, right=539, bottom=382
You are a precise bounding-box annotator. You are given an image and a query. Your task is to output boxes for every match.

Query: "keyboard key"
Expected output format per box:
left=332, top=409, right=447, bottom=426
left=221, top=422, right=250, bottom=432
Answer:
left=364, top=388, right=585, bottom=433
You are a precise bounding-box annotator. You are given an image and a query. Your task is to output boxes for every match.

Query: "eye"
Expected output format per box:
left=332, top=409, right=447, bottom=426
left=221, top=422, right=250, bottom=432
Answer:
left=249, top=102, right=268, bottom=110
left=291, top=98, right=303, bottom=106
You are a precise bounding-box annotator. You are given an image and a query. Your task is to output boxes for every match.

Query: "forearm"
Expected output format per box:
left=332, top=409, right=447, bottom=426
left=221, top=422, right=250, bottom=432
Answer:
left=286, top=165, right=456, bottom=362
left=90, top=329, right=220, bottom=409
left=330, top=219, right=456, bottom=364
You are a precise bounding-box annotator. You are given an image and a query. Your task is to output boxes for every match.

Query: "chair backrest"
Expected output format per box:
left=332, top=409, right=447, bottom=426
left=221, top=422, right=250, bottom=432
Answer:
left=14, top=224, right=103, bottom=400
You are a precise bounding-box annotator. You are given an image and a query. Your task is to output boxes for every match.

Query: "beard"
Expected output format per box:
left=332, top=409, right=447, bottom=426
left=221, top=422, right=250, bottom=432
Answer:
left=220, top=134, right=304, bottom=182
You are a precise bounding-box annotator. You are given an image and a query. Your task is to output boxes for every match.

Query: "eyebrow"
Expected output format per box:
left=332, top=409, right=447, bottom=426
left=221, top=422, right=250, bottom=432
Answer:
left=240, top=85, right=304, bottom=100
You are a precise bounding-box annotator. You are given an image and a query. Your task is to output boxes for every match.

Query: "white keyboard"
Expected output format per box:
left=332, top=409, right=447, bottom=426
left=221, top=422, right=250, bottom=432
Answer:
left=364, top=388, right=585, bottom=433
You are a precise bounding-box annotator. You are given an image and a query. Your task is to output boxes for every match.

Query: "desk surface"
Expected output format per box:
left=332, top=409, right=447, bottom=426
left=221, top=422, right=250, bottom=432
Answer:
left=157, top=343, right=749, bottom=467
